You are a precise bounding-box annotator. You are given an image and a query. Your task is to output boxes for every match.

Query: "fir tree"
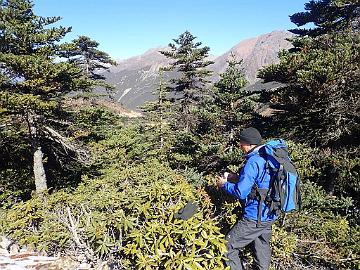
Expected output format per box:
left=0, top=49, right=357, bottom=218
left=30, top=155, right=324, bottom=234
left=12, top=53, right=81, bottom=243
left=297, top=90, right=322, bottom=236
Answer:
left=213, top=53, right=249, bottom=150
left=160, top=31, right=213, bottom=133
left=289, top=0, right=360, bottom=37
left=259, top=0, right=360, bottom=147
left=63, top=35, right=116, bottom=90
left=142, top=68, right=172, bottom=150
left=0, top=0, right=115, bottom=194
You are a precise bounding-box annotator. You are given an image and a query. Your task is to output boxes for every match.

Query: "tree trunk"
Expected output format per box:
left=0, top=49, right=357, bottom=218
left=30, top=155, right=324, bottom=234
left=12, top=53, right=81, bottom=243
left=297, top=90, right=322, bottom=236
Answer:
left=159, top=86, right=164, bottom=149
left=33, top=145, right=47, bottom=194
left=229, top=101, right=235, bottom=152
left=229, top=128, right=234, bottom=153
left=27, top=112, right=48, bottom=194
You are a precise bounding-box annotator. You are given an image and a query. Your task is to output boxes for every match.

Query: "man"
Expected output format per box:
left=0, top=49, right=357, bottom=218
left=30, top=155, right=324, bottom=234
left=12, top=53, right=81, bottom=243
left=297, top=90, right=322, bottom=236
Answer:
left=217, top=127, right=276, bottom=270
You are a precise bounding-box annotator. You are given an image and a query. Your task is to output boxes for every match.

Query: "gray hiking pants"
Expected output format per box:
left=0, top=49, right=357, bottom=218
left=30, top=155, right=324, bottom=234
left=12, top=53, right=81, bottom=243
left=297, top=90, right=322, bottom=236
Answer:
left=225, top=218, right=274, bottom=270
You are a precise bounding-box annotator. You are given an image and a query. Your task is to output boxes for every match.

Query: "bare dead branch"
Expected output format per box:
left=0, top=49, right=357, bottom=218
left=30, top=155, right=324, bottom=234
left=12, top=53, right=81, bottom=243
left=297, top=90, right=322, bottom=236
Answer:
left=44, top=126, right=91, bottom=164
left=65, top=207, right=95, bottom=261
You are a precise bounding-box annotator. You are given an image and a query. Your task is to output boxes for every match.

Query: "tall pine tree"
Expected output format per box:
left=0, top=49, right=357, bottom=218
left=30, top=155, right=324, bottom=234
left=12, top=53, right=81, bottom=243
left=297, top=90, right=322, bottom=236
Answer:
left=63, top=35, right=116, bottom=90
left=259, top=0, right=360, bottom=147
left=142, top=68, right=172, bottom=151
left=160, top=31, right=213, bottom=133
left=289, top=0, right=360, bottom=37
left=0, top=0, right=115, bottom=194
left=213, top=53, right=249, bottom=150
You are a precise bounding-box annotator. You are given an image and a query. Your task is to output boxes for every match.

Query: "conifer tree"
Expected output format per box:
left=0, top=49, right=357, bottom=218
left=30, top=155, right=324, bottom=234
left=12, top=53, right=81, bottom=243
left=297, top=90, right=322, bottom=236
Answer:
left=160, top=31, right=213, bottom=133
left=63, top=36, right=116, bottom=90
left=0, top=0, right=114, bottom=193
left=289, top=0, right=360, bottom=37
left=259, top=0, right=360, bottom=146
left=213, top=53, right=249, bottom=150
left=142, top=69, right=172, bottom=150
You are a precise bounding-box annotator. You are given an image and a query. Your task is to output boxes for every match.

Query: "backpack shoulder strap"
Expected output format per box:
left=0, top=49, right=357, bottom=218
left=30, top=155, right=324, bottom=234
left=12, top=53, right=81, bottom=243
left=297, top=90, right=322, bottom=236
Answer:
left=250, top=146, right=273, bottom=226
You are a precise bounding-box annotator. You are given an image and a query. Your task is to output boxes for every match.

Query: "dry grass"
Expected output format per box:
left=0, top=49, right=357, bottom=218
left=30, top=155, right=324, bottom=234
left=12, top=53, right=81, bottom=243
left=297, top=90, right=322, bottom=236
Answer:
left=63, top=97, right=142, bottom=118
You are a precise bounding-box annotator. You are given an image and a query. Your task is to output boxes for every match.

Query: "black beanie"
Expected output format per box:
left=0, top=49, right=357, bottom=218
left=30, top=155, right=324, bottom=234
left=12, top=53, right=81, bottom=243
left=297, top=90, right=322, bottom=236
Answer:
left=238, top=127, right=262, bottom=145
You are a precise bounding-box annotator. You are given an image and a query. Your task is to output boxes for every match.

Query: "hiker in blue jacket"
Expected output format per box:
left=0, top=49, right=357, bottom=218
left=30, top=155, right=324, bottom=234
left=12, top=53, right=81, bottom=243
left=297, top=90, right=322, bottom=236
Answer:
left=217, top=127, right=276, bottom=270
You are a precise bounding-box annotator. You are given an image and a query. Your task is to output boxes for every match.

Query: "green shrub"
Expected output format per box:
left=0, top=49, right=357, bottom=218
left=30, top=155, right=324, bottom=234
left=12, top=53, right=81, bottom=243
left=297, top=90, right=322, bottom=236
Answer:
left=2, top=118, right=359, bottom=269
left=271, top=225, right=297, bottom=266
left=0, top=126, right=229, bottom=269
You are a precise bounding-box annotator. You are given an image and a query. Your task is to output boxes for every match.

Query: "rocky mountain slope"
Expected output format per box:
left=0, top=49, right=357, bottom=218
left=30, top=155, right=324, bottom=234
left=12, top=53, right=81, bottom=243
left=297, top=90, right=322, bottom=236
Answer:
left=210, top=30, right=293, bottom=82
left=102, top=30, right=293, bottom=110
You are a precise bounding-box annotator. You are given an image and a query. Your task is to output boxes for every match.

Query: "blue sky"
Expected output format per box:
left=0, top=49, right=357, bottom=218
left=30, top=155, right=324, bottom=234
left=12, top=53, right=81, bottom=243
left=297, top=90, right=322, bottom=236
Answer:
left=34, top=0, right=307, bottom=60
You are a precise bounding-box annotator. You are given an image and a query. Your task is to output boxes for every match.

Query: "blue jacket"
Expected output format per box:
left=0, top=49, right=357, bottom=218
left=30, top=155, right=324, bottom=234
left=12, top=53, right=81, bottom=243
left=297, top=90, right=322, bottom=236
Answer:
left=222, top=146, right=276, bottom=222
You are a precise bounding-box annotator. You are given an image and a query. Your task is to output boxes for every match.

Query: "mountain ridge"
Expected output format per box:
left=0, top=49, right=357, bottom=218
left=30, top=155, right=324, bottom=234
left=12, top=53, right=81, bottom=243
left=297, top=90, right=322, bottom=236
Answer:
left=102, top=30, right=293, bottom=110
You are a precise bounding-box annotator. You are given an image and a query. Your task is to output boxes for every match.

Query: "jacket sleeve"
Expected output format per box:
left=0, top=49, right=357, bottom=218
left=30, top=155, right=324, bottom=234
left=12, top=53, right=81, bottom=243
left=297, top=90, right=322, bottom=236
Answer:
left=222, top=158, right=259, bottom=200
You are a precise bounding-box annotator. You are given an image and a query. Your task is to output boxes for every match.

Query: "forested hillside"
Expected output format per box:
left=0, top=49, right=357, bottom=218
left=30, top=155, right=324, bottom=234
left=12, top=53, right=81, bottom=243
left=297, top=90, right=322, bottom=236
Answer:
left=0, top=0, right=359, bottom=269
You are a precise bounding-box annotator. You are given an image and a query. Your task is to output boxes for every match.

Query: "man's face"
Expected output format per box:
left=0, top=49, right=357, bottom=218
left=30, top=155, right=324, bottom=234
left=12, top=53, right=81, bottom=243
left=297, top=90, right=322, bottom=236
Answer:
left=239, top=142, right=249, bottom=152
left=239, top=143, right=256, bottom=154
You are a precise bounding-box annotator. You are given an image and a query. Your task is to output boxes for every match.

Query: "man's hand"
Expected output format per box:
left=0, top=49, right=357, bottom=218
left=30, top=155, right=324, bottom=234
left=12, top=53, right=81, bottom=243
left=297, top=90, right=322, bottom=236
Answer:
left=216, top=175, right=227, bottom=188
left=227, top=172, right=239, bottom=183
